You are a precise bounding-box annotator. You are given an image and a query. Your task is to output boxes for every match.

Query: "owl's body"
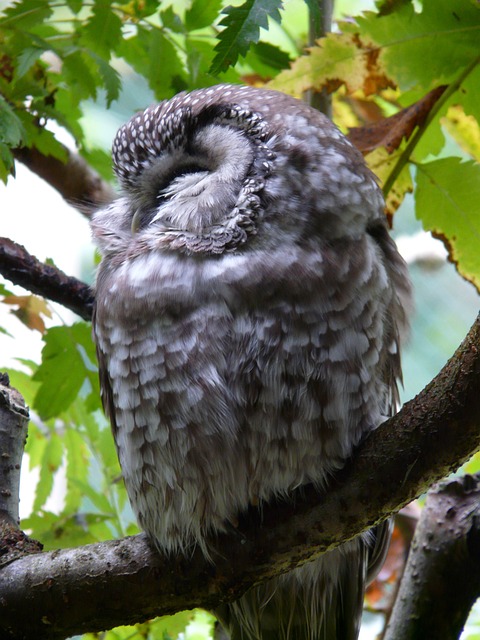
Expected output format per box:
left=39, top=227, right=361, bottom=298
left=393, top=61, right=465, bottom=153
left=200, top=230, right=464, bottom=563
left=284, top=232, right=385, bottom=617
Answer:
left=92, top=84, right=411, bottom=640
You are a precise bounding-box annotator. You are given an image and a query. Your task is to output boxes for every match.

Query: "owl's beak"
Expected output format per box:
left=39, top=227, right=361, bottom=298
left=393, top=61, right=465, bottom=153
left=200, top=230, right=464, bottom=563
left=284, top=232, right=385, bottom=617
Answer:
left=131, top=209, right=142, bottom=234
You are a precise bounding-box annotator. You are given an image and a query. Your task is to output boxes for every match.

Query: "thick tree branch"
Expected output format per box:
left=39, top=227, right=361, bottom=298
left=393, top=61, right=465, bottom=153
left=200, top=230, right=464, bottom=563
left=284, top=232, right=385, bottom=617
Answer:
left=0, top=313, right=479, bottom=638
left=0, top=375, right=42, bottom=571
left=0, top=374, right=29, bottom=527
left=14, top=146, right=115, bottom=215
left=0, top=238, right=94, bottom=321
left=384, top=474, right=480, bottom=640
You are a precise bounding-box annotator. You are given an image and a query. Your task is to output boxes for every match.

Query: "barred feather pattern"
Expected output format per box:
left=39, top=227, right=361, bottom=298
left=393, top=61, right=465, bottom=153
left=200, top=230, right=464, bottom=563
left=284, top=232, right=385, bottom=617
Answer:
left=91, top=84, right=412, bottom=640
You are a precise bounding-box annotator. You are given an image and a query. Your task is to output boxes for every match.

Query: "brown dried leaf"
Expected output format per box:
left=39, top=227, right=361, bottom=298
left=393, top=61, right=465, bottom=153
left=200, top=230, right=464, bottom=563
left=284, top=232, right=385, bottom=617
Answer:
left=343, top=95, right=385, bottom=126
left=365, top=504, right=420, bottom=610
left=347, top=85, right=447, bottom=155
left=3, top=294, right=52, bottom=333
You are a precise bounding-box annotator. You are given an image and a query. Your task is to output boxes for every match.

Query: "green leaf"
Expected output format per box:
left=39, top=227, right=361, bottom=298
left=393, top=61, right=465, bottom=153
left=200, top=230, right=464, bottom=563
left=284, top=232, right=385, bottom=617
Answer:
left=29, top=126, right=69, bottom=163
left=0, top=0, right=53, bottom=29
left=160, top=6, right=185, bottom=33
left=0, top=142, right=15, bottom=182
left=248, top=41, right=291, bottom=76
left=64, top=428, right=89, bottom=513
left=66, top=0, right=83, bottom=13
left=70, top=478, right=115, bottom=515
left=86, top=516, right=119, bottom=545
left=0, top=96, right=26, bottom=147
left=82, top=1, right=123, bottom=59
left=210, top=0, right=284, bottom=74
left=51, top=89, right=85, bottom=143
left=65, top=391, right=103, bottom=445
left=185, top=0, right=222, bottom=31
left=118, top=27, right=186, bottom=98
left=25, top=422, right=47, bottom=471
left=415, top=158, right=480, bottom=291
left=185, top=610, right=216, bottom=640
left=185, top=37, right=240, bottom=88
left=0, top=283, right=14, bottom=297
left=21, top=510, right=57, bottom=543
left=460, top=65, right=480, bottom=125
left=15, top=46, right=44, bottom=79
left=14, top=108, right=70, bottom=162
left=374, top=0, right=411, bottom=16
left=147, top=30, right=187, bottom=96
left=33, top=331, right=80, bottom=418
left=355, top=0, right=480, bottom=92
left=33, top=432, right=63, bottom=512
left=5, top=365, right=39, bottom=406
left=147, top=612, right=196, bottom=640
left=33, top=323, right=99, bottom=420
left=23, top=511, right=108, bottom=549
left=89, top=52, right=121, bottom=106
left=81, top=146, right=114, bottom=182
left=96, top=424, right=122, bottom=471
left=62, top=49, right=98, bottom=101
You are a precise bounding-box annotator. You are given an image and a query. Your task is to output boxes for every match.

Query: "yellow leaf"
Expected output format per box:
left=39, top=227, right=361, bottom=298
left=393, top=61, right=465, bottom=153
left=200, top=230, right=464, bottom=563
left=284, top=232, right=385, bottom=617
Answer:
left=268, top=32, right=394, bottom=98
left=442, top=105, right=480, bottom=162
left=365, top=147, right=413, bottom=221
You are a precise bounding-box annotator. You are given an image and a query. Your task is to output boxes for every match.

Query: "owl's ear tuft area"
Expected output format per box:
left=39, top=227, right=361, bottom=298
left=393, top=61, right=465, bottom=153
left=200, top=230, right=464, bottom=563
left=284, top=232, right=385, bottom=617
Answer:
left=112, top=105, right=194, bottom=190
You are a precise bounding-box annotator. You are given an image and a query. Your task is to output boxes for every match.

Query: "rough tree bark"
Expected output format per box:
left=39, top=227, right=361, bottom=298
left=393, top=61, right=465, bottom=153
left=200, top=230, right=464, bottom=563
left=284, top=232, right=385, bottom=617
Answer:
left=0, top=299, right=478, bottom=637
left=0, top=238, right=94, bottom=320
left=385, top=474, right=480, bottom=640
left=0, top=375, right=42, bottom=571
left=0, top=374, right=29, bottom=528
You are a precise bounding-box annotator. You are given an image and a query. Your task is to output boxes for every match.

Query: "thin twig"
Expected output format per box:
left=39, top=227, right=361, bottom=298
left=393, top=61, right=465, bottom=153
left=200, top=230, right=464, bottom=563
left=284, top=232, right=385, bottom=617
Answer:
left=304, top=0, right=334, bottom=117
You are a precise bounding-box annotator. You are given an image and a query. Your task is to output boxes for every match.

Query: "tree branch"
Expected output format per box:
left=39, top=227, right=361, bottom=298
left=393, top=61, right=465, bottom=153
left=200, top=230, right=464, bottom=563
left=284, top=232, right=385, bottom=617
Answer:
left=0, top=374, right=29, bottom=527
left=0, top=375, right=43, bottom=571
left=384, top=474, right=480, bottom=640
left=0, top=238, right=94, bottom=321
left=0, top=312, right=479, bottom=638
left=304, top=0, right=334, bottom=116
left=13, top=145, right=115, bottom=216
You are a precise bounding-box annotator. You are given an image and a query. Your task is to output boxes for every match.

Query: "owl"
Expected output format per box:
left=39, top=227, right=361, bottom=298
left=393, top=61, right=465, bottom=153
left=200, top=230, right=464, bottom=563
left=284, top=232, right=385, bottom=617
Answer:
left=91, top=83, right=411, bottom=640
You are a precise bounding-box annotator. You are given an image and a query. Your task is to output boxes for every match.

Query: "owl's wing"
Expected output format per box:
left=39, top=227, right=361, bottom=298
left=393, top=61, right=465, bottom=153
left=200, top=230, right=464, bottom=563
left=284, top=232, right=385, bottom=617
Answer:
left=92, top=305, right=118, bottom=439
left=369, top=220, right=411, bottom=415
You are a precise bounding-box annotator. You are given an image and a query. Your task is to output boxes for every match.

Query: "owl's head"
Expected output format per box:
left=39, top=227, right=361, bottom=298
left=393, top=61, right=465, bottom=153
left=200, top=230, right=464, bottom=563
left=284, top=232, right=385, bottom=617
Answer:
left=92, top=84, right=385, bottom=257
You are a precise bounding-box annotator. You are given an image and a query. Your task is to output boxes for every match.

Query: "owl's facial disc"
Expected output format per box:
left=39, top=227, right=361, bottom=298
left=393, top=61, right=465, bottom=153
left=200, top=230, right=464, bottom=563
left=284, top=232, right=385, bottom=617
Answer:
left=133, top=124, right=255, bottom=235
left=131, top=161, right=208, bottom=233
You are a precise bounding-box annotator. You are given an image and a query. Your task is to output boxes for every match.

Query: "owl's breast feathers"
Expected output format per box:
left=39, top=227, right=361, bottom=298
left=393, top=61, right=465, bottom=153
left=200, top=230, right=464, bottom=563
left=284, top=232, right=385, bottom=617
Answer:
left=93, top=231, right=406, bottom=551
